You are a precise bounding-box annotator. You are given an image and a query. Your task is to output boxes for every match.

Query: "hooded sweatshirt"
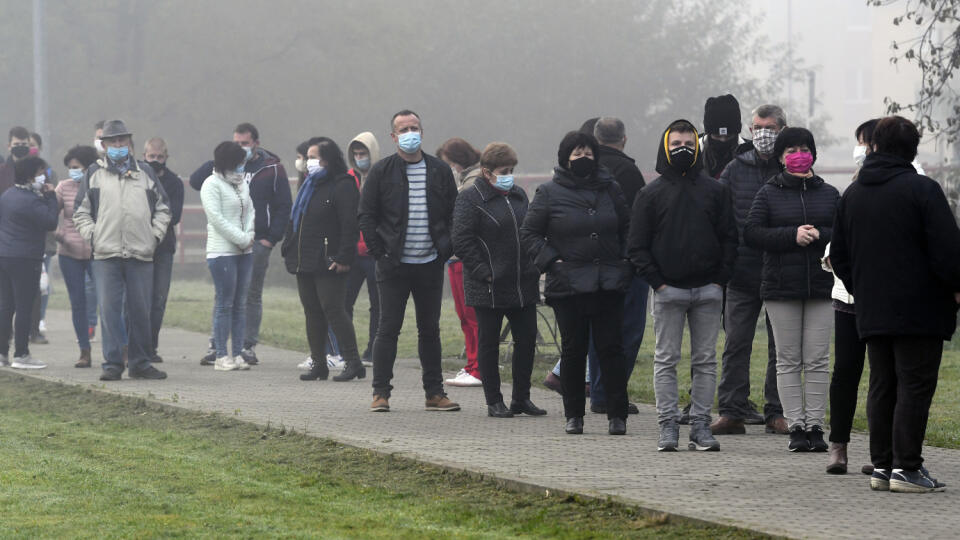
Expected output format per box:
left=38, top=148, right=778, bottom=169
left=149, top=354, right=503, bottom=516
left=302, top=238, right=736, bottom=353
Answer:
left=627, top=120, right=738, bottom=290
left=346, top=132, right=381, bottom=257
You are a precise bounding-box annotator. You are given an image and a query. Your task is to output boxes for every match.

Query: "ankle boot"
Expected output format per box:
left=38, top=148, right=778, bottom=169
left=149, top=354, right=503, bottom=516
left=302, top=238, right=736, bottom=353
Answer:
left=299, top=362, right=329, bottom=381
left=75, top=348, right=91, bottom=368
left=333, top=359, right=366, bottom=382
left=826, top=442, right=848, bottom=474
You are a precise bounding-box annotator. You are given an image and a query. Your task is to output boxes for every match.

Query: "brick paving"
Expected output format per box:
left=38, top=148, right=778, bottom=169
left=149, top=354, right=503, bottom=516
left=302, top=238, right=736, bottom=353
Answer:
left=13, top=309, right=960, bottom=539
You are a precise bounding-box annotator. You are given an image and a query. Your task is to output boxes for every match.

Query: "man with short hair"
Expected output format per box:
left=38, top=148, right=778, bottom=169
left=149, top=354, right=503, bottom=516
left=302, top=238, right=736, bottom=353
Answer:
left=629, top=119, right=737, bottom=452
left=358, top=110, right=460, bottom=412
left=584, top=116, right=647, bottom=415
left=189, top=123, right=292, bottom=365
left=711, top=104, right=789, bottom=436
left=832, top=115, right=960, bottom=493
left=143, top=137, right=184, bottom=363
left=73, top=120, right=171, bottom=381
left=0, top=126, right=34, bottom=195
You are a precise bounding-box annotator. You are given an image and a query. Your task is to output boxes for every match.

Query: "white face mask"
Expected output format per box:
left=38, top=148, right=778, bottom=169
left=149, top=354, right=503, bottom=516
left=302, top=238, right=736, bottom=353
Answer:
left=294, top=157, right=307, bottom=174
left=94, top=139, right=105, bottom=154
left=33, top=175, right=45, bottom=190
left=306, top=158, right=325, bottom=177
left=853, top=145, right=868, bottom=167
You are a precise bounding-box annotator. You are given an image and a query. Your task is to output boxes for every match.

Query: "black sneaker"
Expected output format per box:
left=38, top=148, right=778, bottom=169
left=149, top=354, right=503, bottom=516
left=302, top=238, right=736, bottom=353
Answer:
left=99, top=370, right=122, bottom=381
left=807, top=425, right=828, bottom=452
left=870, top=468, right=890, bottom=491
left=890, top=469, right=945, bottom=493
left=788, top=426, right=810, bottom=452
left=150, top=354, right=163, bottom=363
left=589, top=402, right=607, bottom=414
left=743, top=400, right=765, bottom=425
left=627, top=402, right=640, bottom=415
left=129, top=365, right=167, bottom=380
left=240, top=347, right=258, bottom=366
left=920, top=467, right=947, bottom=491
left=200, top=349, right=216, bottom=366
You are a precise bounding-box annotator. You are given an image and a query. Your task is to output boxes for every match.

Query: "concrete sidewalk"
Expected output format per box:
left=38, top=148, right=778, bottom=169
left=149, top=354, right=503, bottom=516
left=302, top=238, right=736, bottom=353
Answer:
left=13, top=309, right=960, bottom=539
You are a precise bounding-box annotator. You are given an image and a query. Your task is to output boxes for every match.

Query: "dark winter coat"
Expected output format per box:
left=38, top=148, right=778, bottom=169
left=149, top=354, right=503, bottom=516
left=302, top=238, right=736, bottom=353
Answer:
left=0, top=157, right=15, bottom=196
left=281, top=172, right=359, bottom=275
left=831, top=152, right=960, bottom=340
left=627, top=123, right=738, bottom=290
left=190, top=148, right=292, bottom=245
left=597, top=145, right=645, bottom=210
left=155, top=166, right=184, bottom=254
left=357, top=152, right=458, bottom=278
left=520, top=167, right=631, bottom=302
left=0, top=185, right=59, bottom=260
left=744, top=172, right=839, bottom=301
left=452, top=177, right=540, bottom=309
left=717, top=148, right=783, bottom=293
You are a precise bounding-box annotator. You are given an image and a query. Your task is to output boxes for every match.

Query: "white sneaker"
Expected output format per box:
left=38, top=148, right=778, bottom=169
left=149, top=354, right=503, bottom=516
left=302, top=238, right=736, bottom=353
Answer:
left=233, top=356, right=252, bottom=371
left=12, top=355, right=47, bottom=369
left=214, top=356, right=239, bottom=371
left=444, top=368, right=482, bottom=387
left=326, top=354, right=345, bottom=370
left=298, top=356, right=314, bottom=370
left=38, top=320, right=47, bottom=333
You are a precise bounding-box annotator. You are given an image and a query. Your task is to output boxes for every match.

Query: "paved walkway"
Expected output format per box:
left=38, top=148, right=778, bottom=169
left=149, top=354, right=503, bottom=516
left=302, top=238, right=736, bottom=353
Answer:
left=13, top=309, right=960, bottom=539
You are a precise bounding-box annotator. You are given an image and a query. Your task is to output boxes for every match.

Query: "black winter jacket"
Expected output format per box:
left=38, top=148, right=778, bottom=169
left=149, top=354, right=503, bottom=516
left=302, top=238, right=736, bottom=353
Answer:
left=717, top=149, right=783, bottom=293
left=281, top=172, right=359, bottom=275
left=0, top=185, right=59, bottom=260
left=831, top=153, right=960, bottom=340
left=744, top=172, right=839, bottom=301
left=520, top=167, right=631, bottom=302
left=628, top=121, right=738, bottom=290
left=452, top=178, right=540, bottom=309
left=597, top=145, right=645, bottom=210
left=155, top=166, right=184, bottom=254
left=190, top=148, right=292, bottom=246
left=357, top=153, right=457, bottom=278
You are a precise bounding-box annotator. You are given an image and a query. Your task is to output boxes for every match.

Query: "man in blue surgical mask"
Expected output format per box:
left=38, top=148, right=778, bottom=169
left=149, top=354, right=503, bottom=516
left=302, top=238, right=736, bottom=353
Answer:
left=72, top=119, right=172, bottom=382
left=358, top=110, right=460, bottom=413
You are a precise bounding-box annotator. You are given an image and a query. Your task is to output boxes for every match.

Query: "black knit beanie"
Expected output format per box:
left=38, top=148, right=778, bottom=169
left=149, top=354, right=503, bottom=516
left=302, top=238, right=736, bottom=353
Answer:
left=703, top=94, right=741, bottom=136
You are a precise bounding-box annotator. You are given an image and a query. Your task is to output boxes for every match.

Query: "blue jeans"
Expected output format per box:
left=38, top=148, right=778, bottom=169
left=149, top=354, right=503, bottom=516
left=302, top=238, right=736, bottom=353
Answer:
left=151, top=250, right=174, bottom=355
left=208, top=254, right=253, bottom=358
left=92, top=258, right=154, bottom=374
left=85, top=272, right=97, bottom=327
left=588, top=275, right=649, bottom=405
left=58, top=255, right=93, bottom=350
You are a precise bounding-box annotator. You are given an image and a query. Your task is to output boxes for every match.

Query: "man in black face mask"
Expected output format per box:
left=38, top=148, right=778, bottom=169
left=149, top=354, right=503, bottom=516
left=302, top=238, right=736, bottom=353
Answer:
left=0, top=126, right=34, bottom=195
left=701, top=95, right=745, bottom=178
left=627, top=119, right=738, bottom=452
left=142, top=137, right=184, bottom=363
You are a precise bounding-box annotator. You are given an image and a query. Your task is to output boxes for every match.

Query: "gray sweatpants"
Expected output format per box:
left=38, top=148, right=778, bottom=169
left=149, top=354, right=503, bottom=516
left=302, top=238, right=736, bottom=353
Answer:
left=652, top=284, right=723, bottom=425
left=764, top=299, right=833, bottom=430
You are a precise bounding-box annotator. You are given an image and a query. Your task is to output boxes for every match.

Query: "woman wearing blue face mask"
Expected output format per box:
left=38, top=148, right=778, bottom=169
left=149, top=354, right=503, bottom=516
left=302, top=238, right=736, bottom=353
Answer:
left=0, top=156, right=58, bottom=369
left=201, top=142, right=256, bottom=372
left=281, top=138, right=365, bottom=382
left=55, top=145, right=99, bottom=367
left=452, top=142, right=545, bottom=418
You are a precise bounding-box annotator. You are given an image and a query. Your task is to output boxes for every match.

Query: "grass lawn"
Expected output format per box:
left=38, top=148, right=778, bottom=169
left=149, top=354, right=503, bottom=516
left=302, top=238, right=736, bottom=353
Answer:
left=49, top=280, right=960, bottom=449
left=0, top=373, right=767, bottom=539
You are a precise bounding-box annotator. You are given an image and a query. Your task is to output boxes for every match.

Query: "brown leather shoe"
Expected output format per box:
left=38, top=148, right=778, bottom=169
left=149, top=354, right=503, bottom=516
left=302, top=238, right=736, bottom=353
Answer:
left=425, top=394, right=460, bottom=411
left=710, top=416, right=746, bottom=435
left=826, top=442, right=848, bottom=474
left=765, top=416, right=790, bottom=434
left=75, top=348, right=92, bottom=368
left=370, top=395, right=390, bottom=412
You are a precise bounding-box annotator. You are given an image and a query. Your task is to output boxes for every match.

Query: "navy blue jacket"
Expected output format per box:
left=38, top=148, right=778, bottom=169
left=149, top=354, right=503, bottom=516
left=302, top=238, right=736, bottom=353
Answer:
left=0, top=185, right=59, bottom=259
left=189, top=148, right=291, bottom=245
left=156, top=166, right=184, bottom=254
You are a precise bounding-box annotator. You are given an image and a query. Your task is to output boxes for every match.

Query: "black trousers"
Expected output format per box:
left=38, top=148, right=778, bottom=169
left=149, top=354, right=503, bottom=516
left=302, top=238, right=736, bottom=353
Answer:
left=866, top=335, right=943, bottom=471
left=474, top=304, right=537, bottom=406
left=828, top=309, right=867, bottom=443
left=296, top=272, right=361, bottom=366
left=552, top=291, right=628, bottom=420
left=372, top=260, right=444, bottom=399
left=0, top=256, right=41, bottom=358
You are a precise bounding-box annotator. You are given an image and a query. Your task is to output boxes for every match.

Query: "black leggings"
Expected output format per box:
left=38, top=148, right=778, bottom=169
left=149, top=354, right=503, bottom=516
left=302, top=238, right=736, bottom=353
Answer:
left=0, top=256, right=41, bottom=358
left=828, top=309, right=867, bottom=443
left=474, top=304, right=537, bottom=406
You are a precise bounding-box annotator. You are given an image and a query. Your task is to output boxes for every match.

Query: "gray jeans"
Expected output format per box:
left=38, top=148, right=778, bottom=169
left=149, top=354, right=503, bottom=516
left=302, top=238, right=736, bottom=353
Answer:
left=717, top=287, right=782, bottom=420
left=652, top=284, right=723, bottom=425
left=243, top=241, right=272, bottom=349
left=765, top=299, right=833, bottom=430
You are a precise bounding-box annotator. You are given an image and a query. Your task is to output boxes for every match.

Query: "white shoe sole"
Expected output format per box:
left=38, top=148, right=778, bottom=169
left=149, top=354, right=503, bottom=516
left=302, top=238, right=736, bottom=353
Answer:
left=11, top=363, right=46, bottom=369
left=444, top=379, right=482, bottom=387
left=214, top=364, right=238, bottom=371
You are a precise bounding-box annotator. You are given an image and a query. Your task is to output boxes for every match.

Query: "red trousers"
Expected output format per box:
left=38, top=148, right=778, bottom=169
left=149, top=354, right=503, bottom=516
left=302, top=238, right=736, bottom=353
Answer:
left=447, top=261, right=480, bottom=378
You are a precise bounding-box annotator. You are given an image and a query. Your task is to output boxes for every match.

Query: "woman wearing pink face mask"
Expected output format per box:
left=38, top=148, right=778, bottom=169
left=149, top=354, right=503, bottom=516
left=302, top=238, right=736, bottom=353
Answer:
left=743, top=127, right=840, bottom=454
